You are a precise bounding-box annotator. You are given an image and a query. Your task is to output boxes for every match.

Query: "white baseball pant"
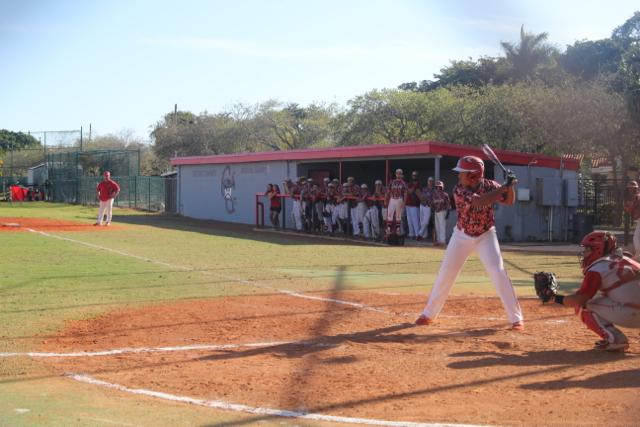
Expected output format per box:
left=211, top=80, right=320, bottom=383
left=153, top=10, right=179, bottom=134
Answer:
left=419, top=205, right=432, bottom=238
left=97, top=199, right=115, bottom=224
left=291, top=200, right=303, bottom=230
left=350, top=206, right=361, bottom=235
left=386, top=198, right=405, bottom=234
left=420, top=226, right=523, bottom=324
left=323, top=203, right=334, bottom=232
left=406, top=206, right=420, bottom=237
left=434, top=210, right=447, bottom=244
left=363, top=205, right=381, bottom=239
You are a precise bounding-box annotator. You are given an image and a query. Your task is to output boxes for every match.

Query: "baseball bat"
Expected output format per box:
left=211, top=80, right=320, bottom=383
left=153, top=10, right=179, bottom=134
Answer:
left=481, top=144, right=508, bottom=175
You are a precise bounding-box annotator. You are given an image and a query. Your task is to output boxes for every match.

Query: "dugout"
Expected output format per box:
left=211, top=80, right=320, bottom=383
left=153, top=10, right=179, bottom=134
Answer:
left=171, top=140, right=581, bottom=242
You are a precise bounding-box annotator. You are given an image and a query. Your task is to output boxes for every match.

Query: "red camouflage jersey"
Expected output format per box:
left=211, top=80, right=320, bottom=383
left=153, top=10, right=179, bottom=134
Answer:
left=453, top=178, right=502, bottom=237
left=420, top=186, right=434, bottom=207
left=431, top=188, right=451, bottom=213
left=577, top=255, right=640, bottom=306
left=389, top=179, right=407, bottom=199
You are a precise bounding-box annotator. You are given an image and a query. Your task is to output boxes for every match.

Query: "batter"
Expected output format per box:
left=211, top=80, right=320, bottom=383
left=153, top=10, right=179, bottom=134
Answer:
left=415, top=155, right=524, bottom=330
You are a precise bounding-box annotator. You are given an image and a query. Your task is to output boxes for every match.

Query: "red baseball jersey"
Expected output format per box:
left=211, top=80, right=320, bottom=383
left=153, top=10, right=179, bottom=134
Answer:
left=97, top=180, right=120, bottom=202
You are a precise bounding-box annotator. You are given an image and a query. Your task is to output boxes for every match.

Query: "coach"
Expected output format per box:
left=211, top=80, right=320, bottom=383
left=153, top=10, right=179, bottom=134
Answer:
left=95, top=171, right=120, bottom=226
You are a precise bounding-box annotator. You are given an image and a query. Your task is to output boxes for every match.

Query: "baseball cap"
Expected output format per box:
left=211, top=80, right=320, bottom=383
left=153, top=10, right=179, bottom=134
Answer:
left=395, top=168, right=403, bottom=174
left=375, top=179, right=383, bottom=185
left=360, top=183, right=368, bottom=189
left=435, top=180, right=444, bottom=187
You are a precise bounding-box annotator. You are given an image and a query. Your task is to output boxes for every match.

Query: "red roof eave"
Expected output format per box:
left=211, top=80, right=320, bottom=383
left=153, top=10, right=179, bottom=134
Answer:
left=171, top=140, right=579, bottom=171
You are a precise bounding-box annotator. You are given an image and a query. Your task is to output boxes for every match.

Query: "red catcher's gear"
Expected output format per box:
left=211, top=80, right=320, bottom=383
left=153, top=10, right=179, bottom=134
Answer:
left=452, top=156, right=484, bottom=184
left=580, top=231, right=617, bottom=273
left=626, top=180, right=638, bottom=189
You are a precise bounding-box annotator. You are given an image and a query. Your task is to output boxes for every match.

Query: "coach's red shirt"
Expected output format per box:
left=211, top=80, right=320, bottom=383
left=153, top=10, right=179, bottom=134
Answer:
left=97, top=179, right=120, bottom=202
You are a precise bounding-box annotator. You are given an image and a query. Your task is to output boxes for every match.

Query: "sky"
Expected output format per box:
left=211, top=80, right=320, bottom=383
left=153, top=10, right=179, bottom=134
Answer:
left=1, top=0, right=638, bottom=144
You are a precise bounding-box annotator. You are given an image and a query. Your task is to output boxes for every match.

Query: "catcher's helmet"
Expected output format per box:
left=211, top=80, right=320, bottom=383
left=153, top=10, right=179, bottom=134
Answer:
left=580, top=231, right=617, bottom=273
left=626, top=180, right=639, bottom=189
left=453, top=156, right=484, bottom=184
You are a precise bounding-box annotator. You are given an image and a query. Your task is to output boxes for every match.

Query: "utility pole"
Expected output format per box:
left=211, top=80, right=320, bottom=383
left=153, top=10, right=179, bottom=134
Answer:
left=80, top=126, right=83, bottom=151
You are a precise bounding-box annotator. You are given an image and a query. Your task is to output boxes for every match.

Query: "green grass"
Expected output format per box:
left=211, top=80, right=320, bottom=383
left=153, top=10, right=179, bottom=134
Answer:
left=0, top=203, right=583, bottom=425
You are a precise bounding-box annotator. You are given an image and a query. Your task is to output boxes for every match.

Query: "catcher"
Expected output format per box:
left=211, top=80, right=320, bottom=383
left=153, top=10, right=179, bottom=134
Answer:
left=535, top=231, right=640, bottom=352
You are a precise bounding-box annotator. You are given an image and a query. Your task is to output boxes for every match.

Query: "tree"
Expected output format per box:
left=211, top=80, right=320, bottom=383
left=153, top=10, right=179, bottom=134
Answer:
left=500, top=25, right=559, bottom=81
left=0, top=129, right=40, bottom=153
left=612, top=12, right=640, bottom=122
left=559, top=39, right=621, bottom=80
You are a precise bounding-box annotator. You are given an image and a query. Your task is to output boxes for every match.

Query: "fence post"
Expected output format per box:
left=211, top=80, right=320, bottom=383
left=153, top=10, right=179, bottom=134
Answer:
left=148, top=177, right=151, bottom=211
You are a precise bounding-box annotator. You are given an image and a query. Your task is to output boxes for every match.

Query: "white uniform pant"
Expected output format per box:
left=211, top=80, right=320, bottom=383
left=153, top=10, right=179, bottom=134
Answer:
left=363, top=206, right=381, bottom=239
left=350, top=206, right=361, bottom=235
left=420, top=226, right=523, bottom=324
left=586, top=295, right=640, bottom=328
left=434, top=210, right=447, bottom=244
left=323, top=203, right=335, bottom=232
left=386, top=198, right=405, bottom=234
left=97, top=199, right=115, bottom=224
left=633, top=220, right=640, bottom=259
left=292, top=200, right=303, bottom=230
left=419, top=205, right=432, bottom=238
left=406, top=206, right=420, bottom=237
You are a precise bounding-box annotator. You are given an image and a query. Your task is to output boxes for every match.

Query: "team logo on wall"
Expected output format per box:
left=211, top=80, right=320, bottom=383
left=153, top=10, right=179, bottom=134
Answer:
left=221, top=165, right=236, bottom=214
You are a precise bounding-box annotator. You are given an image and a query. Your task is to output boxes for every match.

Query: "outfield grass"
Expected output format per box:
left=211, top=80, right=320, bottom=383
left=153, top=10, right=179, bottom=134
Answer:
left=0, top=203, right=583, bottom=426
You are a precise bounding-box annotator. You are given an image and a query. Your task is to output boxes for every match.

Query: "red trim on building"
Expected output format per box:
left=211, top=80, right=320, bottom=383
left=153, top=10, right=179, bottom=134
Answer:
left=171, top=140, right=579, bottom=171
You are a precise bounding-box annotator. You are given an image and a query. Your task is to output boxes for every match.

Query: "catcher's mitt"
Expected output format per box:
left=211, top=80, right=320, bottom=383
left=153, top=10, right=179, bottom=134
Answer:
left=533, top=271, right=558, bottom=303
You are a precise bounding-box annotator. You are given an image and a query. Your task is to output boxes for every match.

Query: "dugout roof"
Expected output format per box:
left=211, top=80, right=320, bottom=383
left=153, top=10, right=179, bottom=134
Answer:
left=171, top=140, right=580, bottom=171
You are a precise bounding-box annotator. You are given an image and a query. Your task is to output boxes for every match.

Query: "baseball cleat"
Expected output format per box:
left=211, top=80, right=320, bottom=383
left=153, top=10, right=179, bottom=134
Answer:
left=415, top=315, right=433, bottom=326
left=511, top=321, right=525, bottom=331
left=594, top=339, right=629, bottom=352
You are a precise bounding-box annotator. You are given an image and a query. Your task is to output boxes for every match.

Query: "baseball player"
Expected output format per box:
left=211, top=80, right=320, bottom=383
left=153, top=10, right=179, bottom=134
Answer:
left=95, top=171, right=120, bottom=226
left=415, top=155, right=524, bottom=330
left=363, top=179, right=386, bottom=241
left=406, top=171, right=421, bottom=240
left=623, top=180, right=640, bottom=260
left=385, top=169, right=408, bottom=239
left=357, top=183, right=370, bottom=238
left=322, top=182, right=337, bottom=233
left=431, top=180, right=451, bottom=246
left=344, top=177, right=361, bottom=236
left=282, top=178, right=303, bottom=231
left=539, top=232, right=640, bottom=351
left=266, top=183, right=281, bottom=230
left=418, top=177, right=435, bottom=241
left=337, top=182, right=351, bottom=234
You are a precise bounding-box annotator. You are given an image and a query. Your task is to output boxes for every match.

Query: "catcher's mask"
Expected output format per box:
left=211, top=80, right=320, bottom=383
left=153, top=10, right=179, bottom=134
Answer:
left=453, top=156, right=484, bottom=185
left=579, top=231, right=616, bottom=273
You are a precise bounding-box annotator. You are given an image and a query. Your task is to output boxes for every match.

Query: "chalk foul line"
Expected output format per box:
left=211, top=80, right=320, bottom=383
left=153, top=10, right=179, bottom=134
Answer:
left=0, top=340, right=294, bottom=358
left=68, top=373, right=488, bottom=427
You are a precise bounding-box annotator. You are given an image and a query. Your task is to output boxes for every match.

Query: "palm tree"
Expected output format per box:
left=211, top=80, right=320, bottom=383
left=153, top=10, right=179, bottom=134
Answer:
left=501, top=25, right=557, bottom=81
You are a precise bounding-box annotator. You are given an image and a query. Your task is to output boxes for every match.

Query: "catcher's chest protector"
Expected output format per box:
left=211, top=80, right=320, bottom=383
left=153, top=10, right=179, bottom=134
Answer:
left=589, top=257, right=640, bottom=303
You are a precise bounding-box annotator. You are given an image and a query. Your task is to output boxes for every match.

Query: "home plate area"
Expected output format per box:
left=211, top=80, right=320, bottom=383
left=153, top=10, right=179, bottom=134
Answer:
left=40, top=293, right=640, bottom=426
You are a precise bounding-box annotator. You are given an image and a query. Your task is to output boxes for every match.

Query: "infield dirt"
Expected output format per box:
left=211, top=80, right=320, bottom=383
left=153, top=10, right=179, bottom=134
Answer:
left=40, top=293, right=640, bottom=427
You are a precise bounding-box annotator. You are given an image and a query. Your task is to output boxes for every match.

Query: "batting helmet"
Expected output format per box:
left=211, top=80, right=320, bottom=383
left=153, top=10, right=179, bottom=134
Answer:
left=453, top=156, right=484, bottom=184
left=580, top=231, right=617, bottom=273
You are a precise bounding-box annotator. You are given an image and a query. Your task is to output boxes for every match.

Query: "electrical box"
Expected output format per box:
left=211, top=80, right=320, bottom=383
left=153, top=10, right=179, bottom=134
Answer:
left=536, top=178, right=563, bottom=206
left=517, top=188, right=530, bottom=201
left=563, top=178, right=579, bottom=207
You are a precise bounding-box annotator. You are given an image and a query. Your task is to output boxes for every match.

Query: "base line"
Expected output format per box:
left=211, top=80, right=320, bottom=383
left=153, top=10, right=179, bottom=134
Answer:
left=68, top=373, right=488, bottom=427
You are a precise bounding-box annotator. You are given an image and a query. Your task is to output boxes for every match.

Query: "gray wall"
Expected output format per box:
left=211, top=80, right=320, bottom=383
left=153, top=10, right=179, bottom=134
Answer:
left=178, top=160, right=297, bottom=224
